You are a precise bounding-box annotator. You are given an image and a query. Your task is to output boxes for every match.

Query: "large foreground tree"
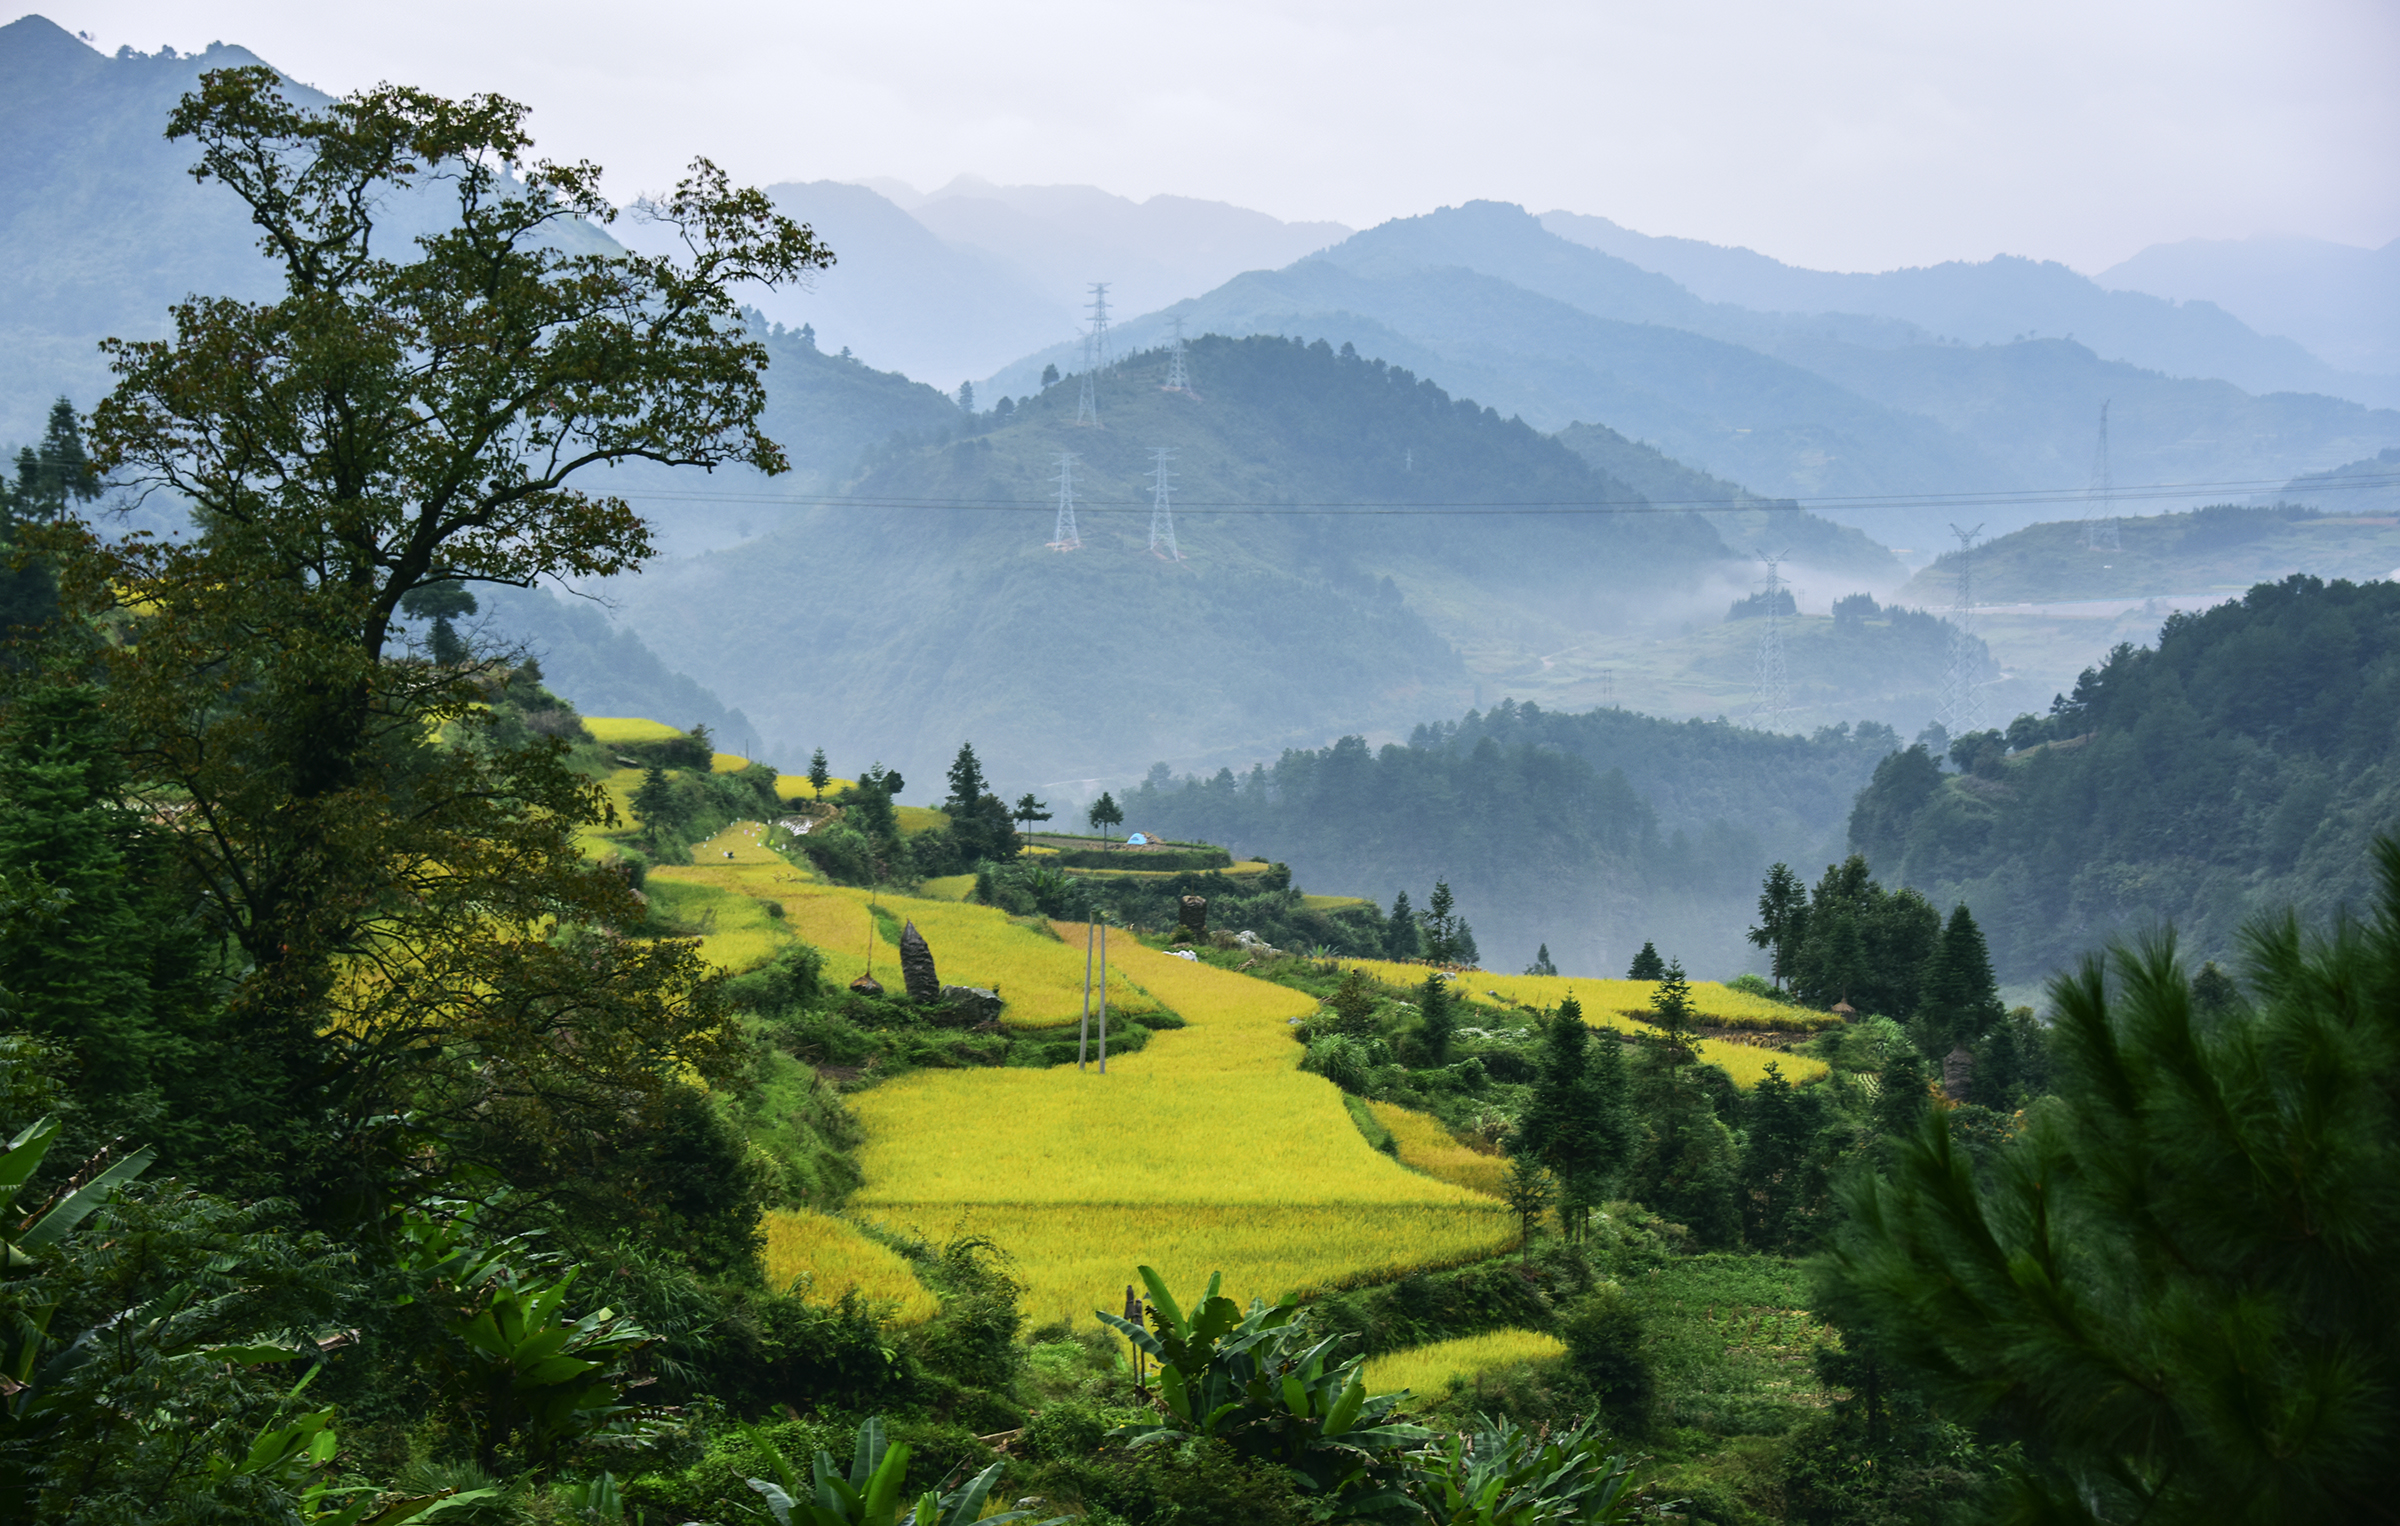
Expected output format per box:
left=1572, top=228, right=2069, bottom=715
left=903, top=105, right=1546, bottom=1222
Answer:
left=33, top=67, right=832, bottom=1219
left=1823, top=840, right=2400, bottom=1523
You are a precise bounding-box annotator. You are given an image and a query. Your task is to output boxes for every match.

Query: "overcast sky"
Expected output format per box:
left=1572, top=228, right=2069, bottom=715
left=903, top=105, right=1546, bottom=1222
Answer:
left=40, top=0, right=2400, bottom=273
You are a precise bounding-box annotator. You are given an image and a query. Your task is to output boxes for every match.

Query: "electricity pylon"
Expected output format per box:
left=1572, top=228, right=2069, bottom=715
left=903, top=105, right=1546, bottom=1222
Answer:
left=1751, top=550, right=1793, bottom=728
left=1164, top=315, right=1192, bottom=393
left=1936, top=523, right=1986, bottom=736
left=1147, top=447, right=1180, bottom=561
left=1087, top=282, right=1113, bottom=370
left=1047, top=452, right=1081, bottom=550
left=2081, top=400, right=2120, bottom=552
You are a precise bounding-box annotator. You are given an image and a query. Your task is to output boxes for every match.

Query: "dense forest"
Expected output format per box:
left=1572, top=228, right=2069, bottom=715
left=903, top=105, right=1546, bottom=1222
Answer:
left=1127, top=700, right=1902, bottom=976
left=1849, top=572, right=2400, bottom=977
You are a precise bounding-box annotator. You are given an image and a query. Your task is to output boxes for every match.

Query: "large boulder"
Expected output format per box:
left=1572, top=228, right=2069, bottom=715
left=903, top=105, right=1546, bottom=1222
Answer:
left=1176, top=895, right=1208, bottom=941
left=940, top=985, right=1004, bottom=1027
left=898, top=920, right=941, bottom=1004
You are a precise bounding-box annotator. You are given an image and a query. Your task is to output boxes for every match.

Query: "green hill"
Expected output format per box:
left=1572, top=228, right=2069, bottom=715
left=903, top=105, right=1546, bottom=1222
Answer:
left=611, top=333, right=1735, bottom=783
left=1848, top=573, right=2400, bottom=978
left=1897, top=499, right=2400, bottom=607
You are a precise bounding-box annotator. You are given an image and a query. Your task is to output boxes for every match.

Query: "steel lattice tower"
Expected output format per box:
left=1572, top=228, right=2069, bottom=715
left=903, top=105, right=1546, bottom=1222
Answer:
left=1047, top=451, right=1082, bottom=550
left=1164, top=315, right=1191, bottom=393
left=1146, top=447, right=1180, bottom=561
left=1086, top=282, right=1113, bottom=370
left=1751, top=550, right=1793, bottom=728
left=2080, top=400, right=2120, bottom=552
left=1936, top=523, right=1986, bottom=736
left=1073, top=332, right=1099, bottom=425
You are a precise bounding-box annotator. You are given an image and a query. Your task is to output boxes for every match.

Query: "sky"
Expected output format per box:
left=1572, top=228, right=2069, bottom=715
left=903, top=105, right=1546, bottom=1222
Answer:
left=35, top=0, right=2400, bottom=274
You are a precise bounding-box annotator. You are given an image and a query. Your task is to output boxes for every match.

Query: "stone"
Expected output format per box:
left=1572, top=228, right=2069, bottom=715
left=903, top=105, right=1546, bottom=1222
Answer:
left=941, top=985, right=1004, bottom=1025
left=848, top=973, right=884, bottom=996
left=1942, top=1044, right=1976, bottom=1099
left=898, top=920, right=942, bottom=1004
left=1234, top=929, right=1279, bottom=957
left=1177, top=895, right=1208, bottom=940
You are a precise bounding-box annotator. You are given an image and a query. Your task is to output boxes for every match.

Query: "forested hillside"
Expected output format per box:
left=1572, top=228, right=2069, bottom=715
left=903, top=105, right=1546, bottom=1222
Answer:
left=612, top=333, right=1737, bottom=782
left=1127, top=698, right=1900, bottom=976
left=1848, top=573, right=2400, bottom=977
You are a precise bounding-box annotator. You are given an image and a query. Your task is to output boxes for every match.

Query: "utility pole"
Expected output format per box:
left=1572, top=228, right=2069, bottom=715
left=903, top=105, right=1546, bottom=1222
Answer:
left=1074, top=331, right=1099, bottom=426
left=1087, top=282, right=1113, bottom=370
left=1936, top=523, right=1986, bottom=736
left=1147, top=447, right=1181, bottom=561
left=1048, top=451, right=1082, bottom=550
left=1164, top=315, right=1192, bottom=393
left=2081, top=400, right=2120, bottom=552
left=1751, top=549, right=1792, bottom=729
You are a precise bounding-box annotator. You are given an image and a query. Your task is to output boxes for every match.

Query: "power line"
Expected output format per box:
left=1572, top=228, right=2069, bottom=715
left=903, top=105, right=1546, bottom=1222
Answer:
left=1147, top=447, right=1180, bottom=561
left=600, top=469, right=2400, bottom=516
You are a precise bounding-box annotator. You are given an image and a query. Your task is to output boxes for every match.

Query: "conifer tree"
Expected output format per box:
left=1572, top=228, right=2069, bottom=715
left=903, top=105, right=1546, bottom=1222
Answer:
left=1649, top=957, right=1698, bottom=1064
left=1416, top=972, right=1454, bottom=1065
left=1526, top=943, right=1558, bottom=976
left=806, top=747, right=830, bottom=801
left=631, top=764, right=679, bottom=848
left=1748, top=862, right=1808, bottom=988
left=1517, top=994, right=1590, bottom=1172
left=1384, top=891, right=1419, bottom=959
left=1627, top=942, right=1666, bottom=980
left=1424, top=880, right=1458, bottom=963
left=1825, top=842, right=2400, bottom=1521
left=944, top=741, right=988, bottom=812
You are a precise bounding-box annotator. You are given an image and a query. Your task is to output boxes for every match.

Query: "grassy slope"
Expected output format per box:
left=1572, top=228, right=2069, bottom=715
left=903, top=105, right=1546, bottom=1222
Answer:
left=1898, top=508, right=2400, bottom=607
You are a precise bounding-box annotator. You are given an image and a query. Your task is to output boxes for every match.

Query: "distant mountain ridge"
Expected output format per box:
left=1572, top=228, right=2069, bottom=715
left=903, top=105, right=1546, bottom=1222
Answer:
left=1539, top=209, right=2400, bottom=409
left=2101, top=234, right=2400, bottom=379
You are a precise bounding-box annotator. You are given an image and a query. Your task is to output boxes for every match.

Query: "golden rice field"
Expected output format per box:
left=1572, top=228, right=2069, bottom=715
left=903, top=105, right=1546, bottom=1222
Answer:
left=895, top=806, right=949, bottom=837
left=710, top=751, right=753, bottom=773
left=1366, top=1101, right=1508, bottom=1197
left=774, top=774, right=858, bottom=802
left=918, top=874, right=977, bottom=901
left=760, top=1209, right=941, bottom=1325
left=650, top=826, right=1155, bottom=1021
left=850, top=932, right=1515, bottom=1325
left=1366, top=1329, right=1569, bottom=1399
left=1336, top=960, right=1826, bottom=1086
left=584, top=715, right=684, bottom=745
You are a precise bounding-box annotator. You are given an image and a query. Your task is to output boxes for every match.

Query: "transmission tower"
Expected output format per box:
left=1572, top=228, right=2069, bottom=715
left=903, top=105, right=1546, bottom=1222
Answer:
left=1146, top=447, right=1180, bottom=561
left=1163, top=315, right=1192, bottom=393
left=1086, top=283, right=1113, bottom=371
left=1047, top=452, right=1082, bottom=550
left=1073, top=332, right=1099, bottom=425
left=2080, top=400, right=2120, bottom=552
left=1751, top=550, right=1793, bottom=728
left=1936, top=523, right=1986, bottom=736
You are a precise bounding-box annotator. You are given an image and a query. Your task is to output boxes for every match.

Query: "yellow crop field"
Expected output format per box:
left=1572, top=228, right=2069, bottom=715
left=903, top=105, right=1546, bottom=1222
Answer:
left=1367, top=1329, right=1569, bottom=1399
left=918, top=874, right=976, bottom=901
left=1335, top=960, right=1825, bottom=1087
left=760, top=1210, right=940, bottom=1325
left=1366, top=1102, right=1506, bottom=1197
left=710, top=751, right=753, bottom=774
left=775, top=774, right=858, bottom=802
left=895, top=806, right=949, bottom=837
left=584, top=716, right=684, bottom=745
left=1302, top=894, right=1370, bottom=911
left=850, top=933, right=1515, bottom=1324
left=648, top=827, right=1153, bottom=1024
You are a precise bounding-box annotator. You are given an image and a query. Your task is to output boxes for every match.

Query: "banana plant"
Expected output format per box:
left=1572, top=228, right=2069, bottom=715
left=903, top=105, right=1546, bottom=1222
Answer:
left=0, top=1118, right=158, bottom=1448
left=1404, top=1414, right=1660, bottom=1525
left=1096, top=1266, right=1426, bottom=1513
left=740, top=1414, right=1065, bottom=1526
left=213, top=1384, right=501, bottom=1525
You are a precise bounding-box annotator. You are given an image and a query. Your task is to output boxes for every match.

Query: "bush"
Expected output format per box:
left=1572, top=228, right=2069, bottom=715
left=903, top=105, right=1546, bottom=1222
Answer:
left=1558, top=1283, right=1655, bottom=1429
left=1026, top=1435, right=1312, bottom=1526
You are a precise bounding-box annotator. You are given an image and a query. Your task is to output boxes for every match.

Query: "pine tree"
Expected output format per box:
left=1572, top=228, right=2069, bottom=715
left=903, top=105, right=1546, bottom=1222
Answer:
left=631, top=764, right=679, bottom=847
left=1500, top=1154, right=1555, bottom=1262
left=1517, top=993, right=1591, bottom=1172
left=1416, top=972, right=1454, bottom=1065
left=1627, top=942, right=1666, bottom=980
left=1453, top=919, right=1480, bottom=968
left=1086, top=791, right=1123, bottom=844
left=1739, top=1061, right=1828, bottom=1251
left=1914, top=903, right=2004, bottom=1058
left=944, top=741, right=987, bottom=812
left=1649, top=957, right=1698, bottom=1064
left=1526, top=943, right=1558, bottom=976
left=1824, top=843, right=2400, bottom=1520
left=1384, top=891, right=1419, bottom=959
left=806, top=747, right=830, bottom=801
left=1424, top=880, right=1458, bottom=964
left=1748, top=862, right=1808, bottom=988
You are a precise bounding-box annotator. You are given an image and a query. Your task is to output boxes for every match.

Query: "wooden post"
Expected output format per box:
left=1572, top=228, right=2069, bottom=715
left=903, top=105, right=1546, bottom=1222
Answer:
left=1097, top=917, right=1110, bottom=1073
left=1124, top=1284, right=1146, bottom=1395
left=1077, top=919, right=1095, bottom=1071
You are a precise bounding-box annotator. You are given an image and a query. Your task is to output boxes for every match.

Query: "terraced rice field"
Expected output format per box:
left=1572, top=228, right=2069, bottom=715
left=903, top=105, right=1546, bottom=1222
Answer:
left=1337, top=960, right=1827, bottom=1086
left=584, top=716, right=685, bottom=745
left=760, top=1209, right=941, bottom=1325
left=1366, top=1329, right=1570, bottom=1399
left=1366, top=1101, right=1507, bottom=1197
left=851, top=932, right=1515, bottom=1326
